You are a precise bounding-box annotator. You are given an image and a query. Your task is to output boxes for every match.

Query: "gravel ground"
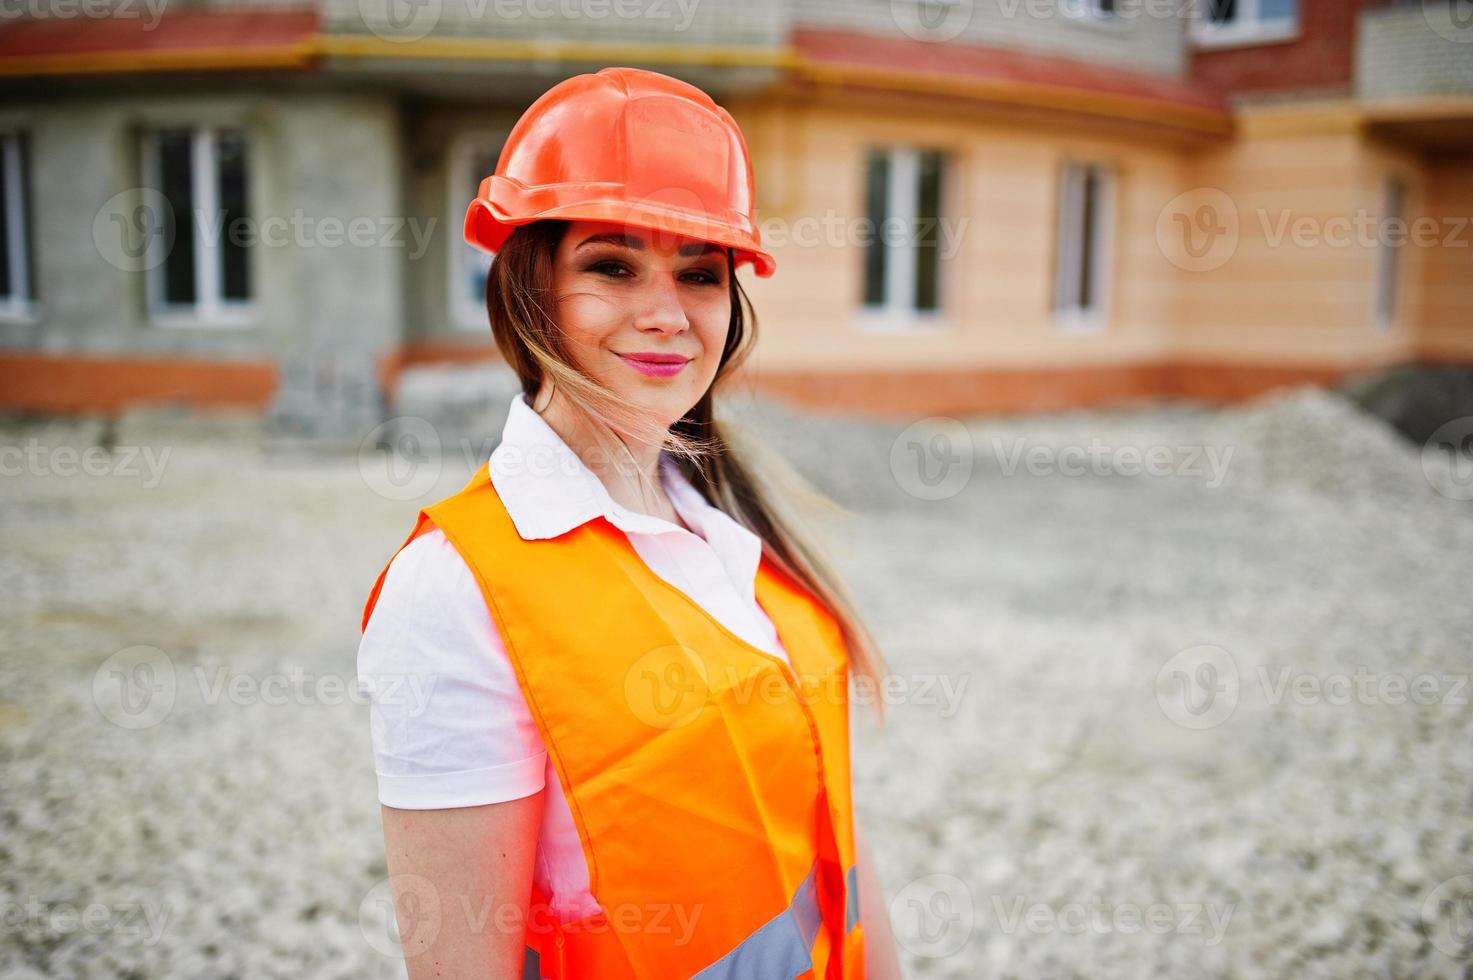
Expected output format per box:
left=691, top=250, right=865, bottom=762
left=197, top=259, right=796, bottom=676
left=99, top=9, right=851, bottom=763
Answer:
left=2, top=379, right=1470, bottom=979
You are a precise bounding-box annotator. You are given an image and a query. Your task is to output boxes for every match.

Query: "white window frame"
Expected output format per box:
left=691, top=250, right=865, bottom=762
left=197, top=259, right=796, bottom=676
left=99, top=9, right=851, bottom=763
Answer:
left=1191, top=0, right=1300, bottom=48
left=1373, top=175, right=1406, bottom=333
left=1062, top=0, right=1119, bottom=21
left=0, top=131, right=35, bottom=322
left=854, top=145, right=953, bottom=333
left=1052, top=161, right=1115, bottom=332
left=141, top=126, right=255, bottom=328
left=448, top=131, right=506, bottom=332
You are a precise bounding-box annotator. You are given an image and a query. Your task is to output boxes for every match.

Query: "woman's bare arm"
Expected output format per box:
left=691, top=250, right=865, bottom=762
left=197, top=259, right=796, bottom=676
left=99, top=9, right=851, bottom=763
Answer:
left=858, top=823, right=906, bottom=980
left=379, top=789, right=545, bottom=980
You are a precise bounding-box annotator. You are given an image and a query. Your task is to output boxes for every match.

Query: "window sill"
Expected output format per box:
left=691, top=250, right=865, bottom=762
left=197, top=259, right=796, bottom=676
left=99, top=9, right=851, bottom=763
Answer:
left=148, top=307, right=259, bottom=330
left=0, top=301, right=39, bottom=324
left=1051, top=309, right=1109, bottom=333
left=853, top=307, right=952, bottom=333
left=1062, top=10, right=1131, bottom=32
left=1192, top=20, right=1300, bottom=50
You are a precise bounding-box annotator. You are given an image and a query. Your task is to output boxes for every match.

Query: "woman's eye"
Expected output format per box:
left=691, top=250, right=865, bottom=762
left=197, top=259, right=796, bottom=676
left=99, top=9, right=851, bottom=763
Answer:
left=586, top=261, right=722, bottom=286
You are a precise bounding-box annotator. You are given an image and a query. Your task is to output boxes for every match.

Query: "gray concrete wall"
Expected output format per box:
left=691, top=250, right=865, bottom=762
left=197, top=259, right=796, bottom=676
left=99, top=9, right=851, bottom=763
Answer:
left=1358, top=3, right=1473, bottom=99
left=0, top=89, right=403, bottom=369
left=338, top=0, right=789, bottom=47
left=401, top=102, right=520, bottom=346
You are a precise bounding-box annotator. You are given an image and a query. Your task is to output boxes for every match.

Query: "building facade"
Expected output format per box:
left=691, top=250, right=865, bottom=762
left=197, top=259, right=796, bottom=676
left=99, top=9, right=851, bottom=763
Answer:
left=0, top=0, right=1468, bottom=421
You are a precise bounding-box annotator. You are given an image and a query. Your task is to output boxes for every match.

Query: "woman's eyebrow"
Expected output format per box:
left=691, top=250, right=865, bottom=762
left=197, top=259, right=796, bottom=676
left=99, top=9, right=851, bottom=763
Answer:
left=574, top=232, right=722, bottom=258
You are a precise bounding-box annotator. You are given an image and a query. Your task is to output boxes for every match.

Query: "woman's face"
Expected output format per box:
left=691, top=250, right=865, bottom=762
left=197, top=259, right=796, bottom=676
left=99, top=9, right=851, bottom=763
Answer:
left=550, top=219, right=731, bottom=429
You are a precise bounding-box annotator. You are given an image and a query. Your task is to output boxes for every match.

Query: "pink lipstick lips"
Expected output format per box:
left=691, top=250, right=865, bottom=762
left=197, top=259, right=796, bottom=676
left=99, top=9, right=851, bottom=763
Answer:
left=616, top=352, right=690, bottom=378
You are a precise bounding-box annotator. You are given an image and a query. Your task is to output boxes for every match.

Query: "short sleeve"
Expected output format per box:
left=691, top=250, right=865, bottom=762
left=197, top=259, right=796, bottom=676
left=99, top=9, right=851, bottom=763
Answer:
left=357, top=527, right=548, bottom=809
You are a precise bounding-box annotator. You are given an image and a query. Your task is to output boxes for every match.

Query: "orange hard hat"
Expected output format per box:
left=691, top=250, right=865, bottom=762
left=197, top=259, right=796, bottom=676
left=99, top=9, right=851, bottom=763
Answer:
left=463, top=66, right=776, bottom=277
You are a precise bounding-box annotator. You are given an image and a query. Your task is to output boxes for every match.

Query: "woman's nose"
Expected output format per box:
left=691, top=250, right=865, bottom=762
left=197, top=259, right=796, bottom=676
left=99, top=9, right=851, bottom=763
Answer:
left=632, top=274, right=691, bottom=334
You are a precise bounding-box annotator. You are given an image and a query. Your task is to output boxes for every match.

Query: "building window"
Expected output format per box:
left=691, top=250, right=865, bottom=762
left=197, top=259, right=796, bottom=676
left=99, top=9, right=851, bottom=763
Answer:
left=1374, top=176, right=1405, bottom=330
left=860, top=145, right=947, bottom=325
left=1053, top=162, right=1114, bottom=329
left=0, top=131, right=36, bottom=319
left=1064, top=0, right=1117, bottom=18
left=1193, top=0, right=1299, bottom=46
left=449, top=134, right=505, bottom=331
left=141, top=127, right=253, bottom=325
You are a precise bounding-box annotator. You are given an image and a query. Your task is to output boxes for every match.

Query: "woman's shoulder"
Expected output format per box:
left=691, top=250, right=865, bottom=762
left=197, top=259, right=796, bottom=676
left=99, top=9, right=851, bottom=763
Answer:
left=365, top=526, right=492, bottom=640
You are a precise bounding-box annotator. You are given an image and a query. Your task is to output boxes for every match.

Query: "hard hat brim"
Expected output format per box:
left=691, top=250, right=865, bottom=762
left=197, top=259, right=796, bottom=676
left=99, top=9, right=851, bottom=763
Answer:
left=464, top=191, right=777, bottom=279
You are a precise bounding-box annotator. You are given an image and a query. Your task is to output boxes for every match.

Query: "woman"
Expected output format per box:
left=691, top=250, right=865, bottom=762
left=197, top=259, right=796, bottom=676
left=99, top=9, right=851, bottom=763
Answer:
left=358, top=66, right=902, bottom=979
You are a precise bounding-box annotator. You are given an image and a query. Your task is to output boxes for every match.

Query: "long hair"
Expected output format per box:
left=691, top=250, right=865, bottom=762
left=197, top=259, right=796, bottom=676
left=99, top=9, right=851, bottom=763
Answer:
left=485, top=219, right=890, bottom=725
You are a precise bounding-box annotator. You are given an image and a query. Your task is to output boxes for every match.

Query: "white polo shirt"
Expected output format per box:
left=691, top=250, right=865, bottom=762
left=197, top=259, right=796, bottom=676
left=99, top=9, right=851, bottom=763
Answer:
left=358, top=390, right=835, bottom=922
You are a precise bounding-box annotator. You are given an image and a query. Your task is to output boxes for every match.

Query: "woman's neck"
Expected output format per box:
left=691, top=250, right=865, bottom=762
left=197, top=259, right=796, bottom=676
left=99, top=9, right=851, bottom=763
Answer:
left=531, top=385, right=681, bottom=526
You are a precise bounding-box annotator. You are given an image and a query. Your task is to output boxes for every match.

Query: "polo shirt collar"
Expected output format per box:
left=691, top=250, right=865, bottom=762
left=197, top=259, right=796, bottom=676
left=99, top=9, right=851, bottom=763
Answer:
left=488, top=392, right=764, bottom=602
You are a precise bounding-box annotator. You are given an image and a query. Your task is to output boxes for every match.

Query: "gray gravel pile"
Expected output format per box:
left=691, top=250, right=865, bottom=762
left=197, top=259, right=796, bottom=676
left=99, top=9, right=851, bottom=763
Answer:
left=2, top=380, right=1469, bottom=979
left=1185, top=386, right=1431, bottom=503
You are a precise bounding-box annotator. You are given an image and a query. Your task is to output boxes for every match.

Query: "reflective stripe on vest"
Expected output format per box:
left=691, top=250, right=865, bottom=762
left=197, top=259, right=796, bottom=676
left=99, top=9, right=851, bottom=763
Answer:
left=362, top=462, right=866, bottom=979
left=523, top=859, right=864, bottom=980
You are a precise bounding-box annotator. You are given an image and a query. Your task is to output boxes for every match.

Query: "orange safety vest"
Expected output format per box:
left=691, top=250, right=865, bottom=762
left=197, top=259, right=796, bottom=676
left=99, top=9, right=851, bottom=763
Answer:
left=361, top=461, right=867, bottom=979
